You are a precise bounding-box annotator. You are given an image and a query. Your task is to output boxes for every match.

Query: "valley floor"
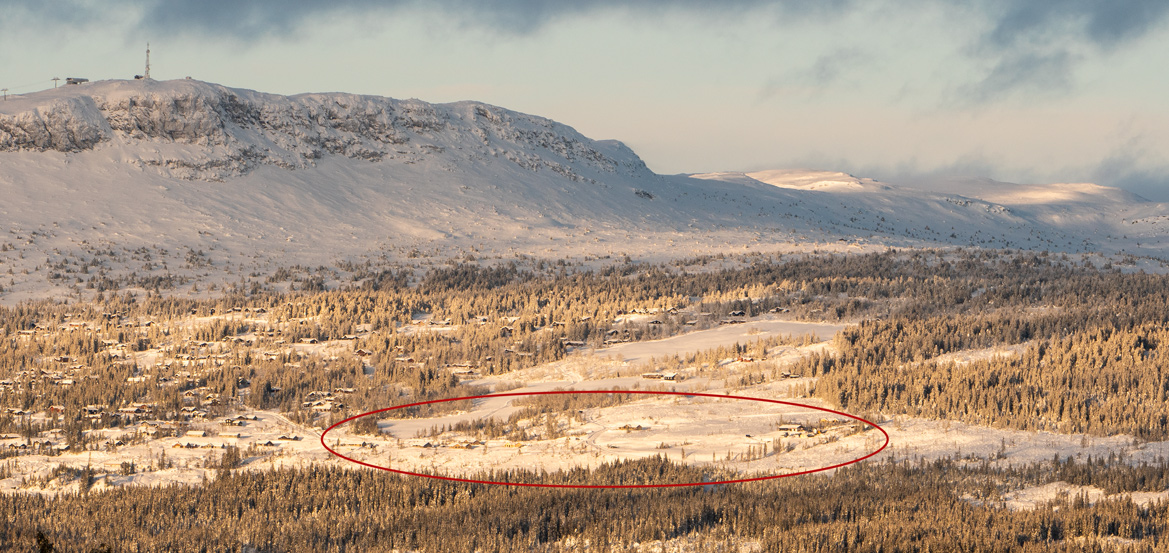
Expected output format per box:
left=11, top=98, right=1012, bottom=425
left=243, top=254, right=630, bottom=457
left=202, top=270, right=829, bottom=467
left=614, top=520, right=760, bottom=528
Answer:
left=7, top=316, right=1167, bottom=512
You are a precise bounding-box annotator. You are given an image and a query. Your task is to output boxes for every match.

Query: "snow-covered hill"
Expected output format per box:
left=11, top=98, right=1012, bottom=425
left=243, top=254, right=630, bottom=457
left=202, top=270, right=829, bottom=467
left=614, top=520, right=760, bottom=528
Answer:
left=1, top=78, right=1168, bottom=301
left=0, top=79, right=647, bottom=181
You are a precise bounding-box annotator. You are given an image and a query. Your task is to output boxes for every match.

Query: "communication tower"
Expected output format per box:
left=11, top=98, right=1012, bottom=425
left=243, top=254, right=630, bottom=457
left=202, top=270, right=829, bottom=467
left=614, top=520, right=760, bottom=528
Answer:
left=145, top=43, right=151, bottom=80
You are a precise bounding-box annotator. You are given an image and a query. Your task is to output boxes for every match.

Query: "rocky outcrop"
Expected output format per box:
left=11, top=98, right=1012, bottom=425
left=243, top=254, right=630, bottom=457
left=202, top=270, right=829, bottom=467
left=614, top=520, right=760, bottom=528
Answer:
left=0, top=79, right=649, bottom=181
left=0, top=96, right=112, bottom=152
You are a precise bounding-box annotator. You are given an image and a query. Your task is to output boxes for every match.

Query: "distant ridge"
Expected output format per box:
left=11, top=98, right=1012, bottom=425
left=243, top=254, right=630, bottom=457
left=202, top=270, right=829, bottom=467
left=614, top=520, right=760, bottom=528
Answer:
left=0, top=79, right=1167, bottom=301
left=0, top=79, right=649, bottom=181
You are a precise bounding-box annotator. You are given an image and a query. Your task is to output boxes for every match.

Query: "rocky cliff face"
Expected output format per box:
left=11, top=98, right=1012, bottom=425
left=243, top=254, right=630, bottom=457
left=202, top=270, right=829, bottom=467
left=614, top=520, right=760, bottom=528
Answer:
left=0, top=79, right=649, bottom=181
left=0, top=96, right=111, bottom=152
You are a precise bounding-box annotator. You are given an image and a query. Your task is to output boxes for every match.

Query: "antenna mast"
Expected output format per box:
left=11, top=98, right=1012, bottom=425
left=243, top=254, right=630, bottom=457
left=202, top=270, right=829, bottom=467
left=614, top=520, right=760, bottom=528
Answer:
left=52, top=77, right=60, bottom=88
left=145, top=43, right=151, bottom=80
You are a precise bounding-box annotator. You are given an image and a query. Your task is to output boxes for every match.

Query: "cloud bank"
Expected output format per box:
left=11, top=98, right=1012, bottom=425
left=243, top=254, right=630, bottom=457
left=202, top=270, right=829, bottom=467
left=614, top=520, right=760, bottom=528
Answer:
left=9, top=0, right=1166, bottom=101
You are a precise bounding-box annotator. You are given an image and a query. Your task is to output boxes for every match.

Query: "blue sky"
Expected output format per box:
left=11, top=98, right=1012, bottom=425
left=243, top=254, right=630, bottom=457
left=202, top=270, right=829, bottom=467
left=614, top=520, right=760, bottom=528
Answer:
left=3, top=1, right=1169, bottom=198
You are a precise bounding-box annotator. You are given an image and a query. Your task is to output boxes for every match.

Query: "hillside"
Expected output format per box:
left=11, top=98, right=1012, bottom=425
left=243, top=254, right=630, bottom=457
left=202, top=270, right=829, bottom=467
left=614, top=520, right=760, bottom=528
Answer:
left=1, top=79, right=1168, bottom=301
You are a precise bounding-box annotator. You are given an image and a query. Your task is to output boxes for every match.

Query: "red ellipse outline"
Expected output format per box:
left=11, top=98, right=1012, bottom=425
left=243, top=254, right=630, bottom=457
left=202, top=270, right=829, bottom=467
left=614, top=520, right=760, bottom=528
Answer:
left=320, top=390, right=889, bottom=489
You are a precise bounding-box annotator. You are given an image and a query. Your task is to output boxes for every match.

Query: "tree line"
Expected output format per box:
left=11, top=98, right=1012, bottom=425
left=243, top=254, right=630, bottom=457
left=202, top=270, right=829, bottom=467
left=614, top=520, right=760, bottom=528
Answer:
left=11, top=455, right=1169, bottom=552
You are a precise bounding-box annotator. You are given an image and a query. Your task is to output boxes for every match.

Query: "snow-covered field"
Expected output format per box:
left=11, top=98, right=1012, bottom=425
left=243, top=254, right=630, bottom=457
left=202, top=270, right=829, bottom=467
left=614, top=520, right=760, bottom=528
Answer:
left=597, top=319, right=845, bottom=363
left=996, top=481, right=1169, bottom=511
left=0, top=409, right=332, bottom=496
left=6, top=317, right=1164, bottom=507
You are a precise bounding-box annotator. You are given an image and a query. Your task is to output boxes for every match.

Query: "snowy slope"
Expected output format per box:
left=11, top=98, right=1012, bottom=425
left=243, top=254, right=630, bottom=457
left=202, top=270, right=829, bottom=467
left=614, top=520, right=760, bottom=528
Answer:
left=2, top=78, right=1169, bottom=301
left=690, top=170, right=1169, bottom=256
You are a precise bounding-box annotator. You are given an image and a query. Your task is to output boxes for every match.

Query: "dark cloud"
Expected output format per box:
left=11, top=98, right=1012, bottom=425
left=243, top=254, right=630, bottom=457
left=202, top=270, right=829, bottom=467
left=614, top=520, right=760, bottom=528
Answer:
left=963, top=0, right=1169, bottom=103
left=133, top=0, right=393, bottom=39
left=1091, top=152, right=1169, bottom=202
left=985, top=0, right=1169, bottom=51
left=805, top=48, right=866, bottom=87
left=758, top=48, right=868, bottom=101
left=1104, top=171, right=1169, bottom=202
left=130, top=0, right=600, bottom=38
left=2, top=0, right=855, bottom=39
left=10, top=1, right=1167, bottom=53
left=0, top=0, right=110, bottom=26
left=142, top=0, right=859, bottom=37
left=6, top=0, right=1168, bottom=105
left=958, top=50, right=1078, bottom=104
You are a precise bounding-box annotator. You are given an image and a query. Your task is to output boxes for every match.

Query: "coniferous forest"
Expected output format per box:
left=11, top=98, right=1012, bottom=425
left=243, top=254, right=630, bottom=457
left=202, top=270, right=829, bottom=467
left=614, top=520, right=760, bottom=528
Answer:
left=11, top=457, right=1169, bottom=551
left=6, top=249, right=1169, bottom=550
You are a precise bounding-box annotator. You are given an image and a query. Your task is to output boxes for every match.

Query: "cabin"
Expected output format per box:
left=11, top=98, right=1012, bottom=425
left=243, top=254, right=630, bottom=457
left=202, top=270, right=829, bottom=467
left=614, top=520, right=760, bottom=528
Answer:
left=776, top=424, right=805, bottom=436
left=117, top=406, right=146, bottom=415
left=310, top=400, right=342, bottom=412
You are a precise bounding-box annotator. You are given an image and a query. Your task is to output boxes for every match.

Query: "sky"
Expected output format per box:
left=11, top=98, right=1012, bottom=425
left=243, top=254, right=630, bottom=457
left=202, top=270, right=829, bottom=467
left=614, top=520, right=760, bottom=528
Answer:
left=3, top=1, right=1169, bottom=199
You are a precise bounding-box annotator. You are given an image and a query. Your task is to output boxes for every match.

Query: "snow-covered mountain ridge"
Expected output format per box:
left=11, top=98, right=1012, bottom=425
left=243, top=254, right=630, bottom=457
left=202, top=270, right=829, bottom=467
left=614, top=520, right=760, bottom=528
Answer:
left=0, top=79, right=646, bottom=181
left=2, top=78, right=1169, bottom=302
